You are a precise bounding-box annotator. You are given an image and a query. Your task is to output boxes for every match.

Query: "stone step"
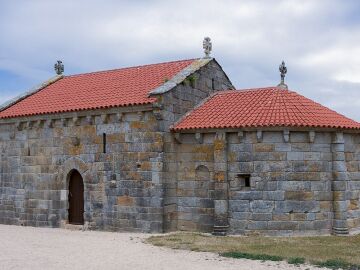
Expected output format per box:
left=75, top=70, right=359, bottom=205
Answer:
left=64, top=224, right=85, bottom=231
left=212, top=225, right=229, bottom=236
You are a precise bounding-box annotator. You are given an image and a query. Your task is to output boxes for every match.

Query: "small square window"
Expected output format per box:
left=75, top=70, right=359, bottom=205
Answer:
left=237, top=174, right=251, bottom=190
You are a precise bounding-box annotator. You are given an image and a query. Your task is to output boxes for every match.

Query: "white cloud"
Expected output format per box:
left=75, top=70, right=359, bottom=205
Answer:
left=0, top=0, right=360, bottom=120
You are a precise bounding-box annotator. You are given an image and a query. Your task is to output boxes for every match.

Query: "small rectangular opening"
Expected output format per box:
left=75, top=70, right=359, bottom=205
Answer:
left=237, top=174, right=251, bottom=190
left=244, top=176, right=250, bottom=187
left=103, top=133, right=106, bottom=153
left=211, top=78, right=215, bottom=90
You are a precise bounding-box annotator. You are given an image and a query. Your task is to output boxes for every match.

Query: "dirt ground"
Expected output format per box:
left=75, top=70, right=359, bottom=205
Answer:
left=0, top=225, right=325, bottom=270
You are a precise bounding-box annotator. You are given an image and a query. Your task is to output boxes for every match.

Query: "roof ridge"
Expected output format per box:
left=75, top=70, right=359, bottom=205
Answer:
left=66, top=58, right=199, bottom=78
left=149, top=58, right=214, bottom=95
left=233, top=86, right=283, bottom=92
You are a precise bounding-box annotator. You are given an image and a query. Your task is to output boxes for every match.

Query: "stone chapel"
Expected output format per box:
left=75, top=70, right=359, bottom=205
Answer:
left=0, top=39, right=360, bottom=236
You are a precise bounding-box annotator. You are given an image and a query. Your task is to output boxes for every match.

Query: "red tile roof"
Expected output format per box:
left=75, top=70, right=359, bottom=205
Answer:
left=172, top=87, right=360, bottom=131
left=0, top=59, right=196, bottom=119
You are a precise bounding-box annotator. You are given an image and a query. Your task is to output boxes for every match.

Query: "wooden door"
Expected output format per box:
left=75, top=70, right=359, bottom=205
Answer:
left=68, top=171, right=84, bottom=225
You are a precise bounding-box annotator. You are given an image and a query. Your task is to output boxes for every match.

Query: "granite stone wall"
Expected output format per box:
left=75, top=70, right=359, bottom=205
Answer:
left=153, top=59, right=234, bottom=231
left=344, top=134, right=360, bottom=233
left=0, top=108, right=164, bottom=232
left=172, top=130, right=360, bottom=236
left=0, top=59, right=234, bottom=233
left=174, top=133, right=215, bottom=232
left=227, top=131, right=333, bottom=236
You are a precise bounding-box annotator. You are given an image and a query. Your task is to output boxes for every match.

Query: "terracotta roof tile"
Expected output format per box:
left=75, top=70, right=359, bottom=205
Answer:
left=172, top=87, right=360, bottom=131
left=0, top=59, right=196, bottom=119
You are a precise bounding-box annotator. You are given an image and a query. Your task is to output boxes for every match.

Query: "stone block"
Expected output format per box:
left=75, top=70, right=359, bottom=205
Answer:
left=214, top=171, right=225, bottom=182
left=229, top=200, right=250, bottom=212
left=290, top=132, right=308, bottom=143
left=250, top=200, right=274, bottom=213
left=262, top=191, right=284, bottom=201
left=304, top=152, right=321, bottom=161
left=268, top=152, right=286, bottom=161
left=230, top=191, right=262, bottom=200
left=268, top=221, right=298, bottom=230
left=284, top=191, right=314, bottom=201
left=333, top=191, right=346, bottom=201
left=291, top=143, right=310, bottom=152
left=254, top=144, right=274, bottom=152
left=214, top=200, right=227, bottom=215
left=332, top=143, right=345, bottom=152
left=314, top=191, right=332, bottom=201
left=333, top=161, right=347, bottom=172
left=251, top=213, right=272, bottom=221
left=279, top=181, right=311, bottom=191
left=287, top=152, right=304, bottom=161
left=311, top=144, right=331, bottom=152
left=117, top=196, right=135, bottom=206
left=333, top=201, right=348, bottom=212
left=332, top=181, right=347, bottom=191
left=275, top=201, right=320, bottom=213
left=274, top=143, right=291, bottom=152
left=273, top=214, right=290, bottom=221
left=230, top=212, right=250, bottom=220
left=263, top=132, right=283, bottom=143
left=247, top=221, right=267, bottom=230
left=290, top=213, right=307, bottom=220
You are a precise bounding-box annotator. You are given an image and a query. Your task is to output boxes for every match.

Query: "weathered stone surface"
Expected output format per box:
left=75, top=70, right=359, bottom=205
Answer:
left=1, top=61, right=360, bottom=237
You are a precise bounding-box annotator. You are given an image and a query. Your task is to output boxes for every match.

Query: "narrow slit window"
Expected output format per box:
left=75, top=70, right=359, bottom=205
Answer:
left=103, top=133, right=107, bottom=153
left=211, top=78, right=215, bottom=90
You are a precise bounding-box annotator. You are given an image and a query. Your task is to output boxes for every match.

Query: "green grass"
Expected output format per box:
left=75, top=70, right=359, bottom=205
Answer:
left=147, top=232, right=360, bottom=268
left=314, top=259, right=360, bottom=270
left=222, top=251, right=283, bottom=262
left=287, top=257, right=306, bottom=265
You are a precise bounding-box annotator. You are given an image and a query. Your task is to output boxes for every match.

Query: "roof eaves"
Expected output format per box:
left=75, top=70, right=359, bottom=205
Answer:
left=149, top=58, right=212, bottom=95
left=0, top=75, right=64, bottom=113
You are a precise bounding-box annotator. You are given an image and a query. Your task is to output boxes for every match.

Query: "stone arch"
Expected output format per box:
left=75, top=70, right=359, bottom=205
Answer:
left=195, top=165, right=210, bottom=181
left=60, top=157, right=93, bottom=226
left=64, top=157, right=89, bottom=176
left=61, top=157, right=93, bottom=190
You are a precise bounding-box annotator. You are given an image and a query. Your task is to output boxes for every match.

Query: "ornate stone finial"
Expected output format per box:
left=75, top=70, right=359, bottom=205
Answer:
left=54, top=60, right=64, bottom=75
left=277, top=60, right=288, bottom=89
left=203, top=37, right=212, bottom=58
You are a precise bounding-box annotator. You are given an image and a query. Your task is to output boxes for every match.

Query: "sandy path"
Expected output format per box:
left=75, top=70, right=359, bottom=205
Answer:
left=0, top=225, right=324, bottom=270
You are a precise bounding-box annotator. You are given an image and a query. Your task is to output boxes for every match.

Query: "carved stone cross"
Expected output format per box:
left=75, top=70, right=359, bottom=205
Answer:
left=203, top=37, right=212, bottom=58
left=54, top=60, right=64, bottom=75
left=277, top=61, right=288, bottom=89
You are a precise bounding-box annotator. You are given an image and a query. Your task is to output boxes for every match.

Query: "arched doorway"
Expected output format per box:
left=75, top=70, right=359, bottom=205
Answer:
left=68, top=170, right=84, bottom=225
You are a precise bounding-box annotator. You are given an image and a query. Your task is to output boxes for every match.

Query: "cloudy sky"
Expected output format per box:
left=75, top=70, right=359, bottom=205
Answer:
left=1, top=0, right=360, bottom=120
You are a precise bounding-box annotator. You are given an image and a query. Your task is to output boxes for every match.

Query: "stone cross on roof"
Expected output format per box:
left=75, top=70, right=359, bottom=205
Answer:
left=203, top=37, right=212, bottom=58
left=277, top=61, right=288, bottom=89
left=54, top=60, right=64, bottom=75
